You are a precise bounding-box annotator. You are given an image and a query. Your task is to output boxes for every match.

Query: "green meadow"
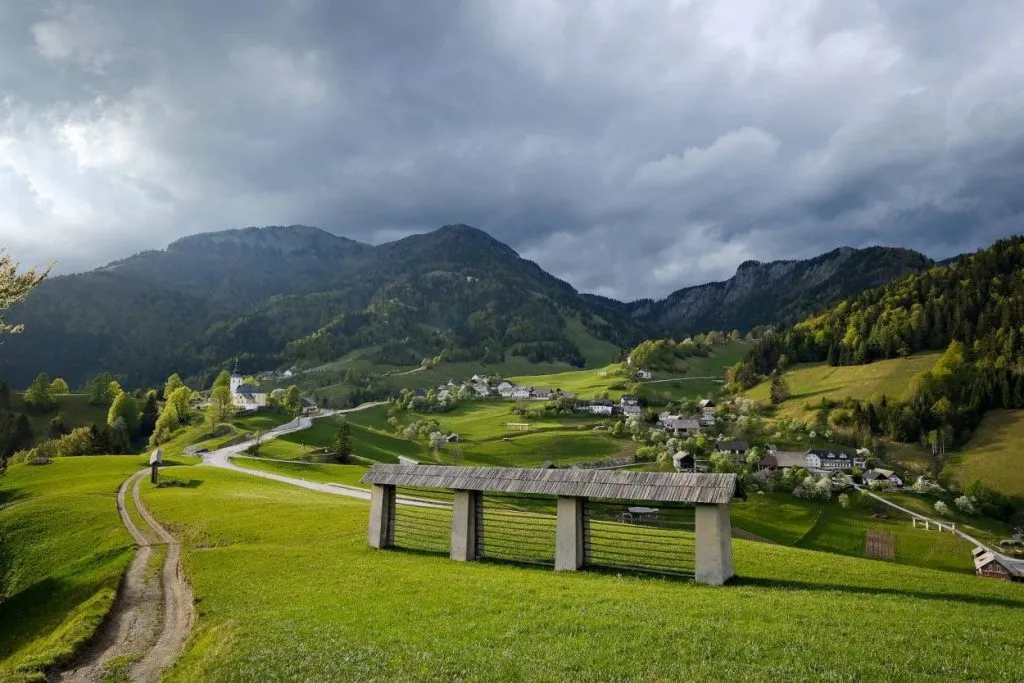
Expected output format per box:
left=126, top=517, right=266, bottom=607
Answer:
left=133, top=466, right=1024, bottom=681
left=944, top=409, right=1024, bottom=498
left=0, top=456, right=147, bottom=681
left=745, top=353, right=940, bottom=417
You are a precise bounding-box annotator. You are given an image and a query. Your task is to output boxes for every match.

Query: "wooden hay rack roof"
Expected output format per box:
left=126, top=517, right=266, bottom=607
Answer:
left=362, top=464, right=744, bottom=504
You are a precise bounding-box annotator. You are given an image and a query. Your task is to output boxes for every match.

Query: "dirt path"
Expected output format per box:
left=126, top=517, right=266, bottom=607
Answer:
left=56, top=470, right=193, bottom=682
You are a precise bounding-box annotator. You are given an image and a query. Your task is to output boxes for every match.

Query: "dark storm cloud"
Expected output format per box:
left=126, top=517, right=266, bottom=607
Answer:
left=2, top=0, right=1023, bottom=300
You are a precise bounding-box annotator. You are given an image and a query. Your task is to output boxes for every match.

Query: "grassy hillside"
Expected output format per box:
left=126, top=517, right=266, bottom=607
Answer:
left=510, top=341, right=748, bottom=403
left=944, top=409, right=1024, bottom=497
left=746, top=353, right=939, bottom=417
left=136, top=467, right=1024, bottom=681
left=0, top=456, right=146, bottom=681
left=8, top=393, right=110, bottom=445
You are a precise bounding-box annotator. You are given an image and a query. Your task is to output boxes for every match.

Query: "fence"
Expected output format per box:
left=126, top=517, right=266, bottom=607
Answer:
left=364, top=465, right=743, bottom=585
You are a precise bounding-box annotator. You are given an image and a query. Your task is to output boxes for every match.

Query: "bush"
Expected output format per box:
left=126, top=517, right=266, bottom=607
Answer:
left=838, top=493, right=850, bottom=509
left=954, top=496, right=976, bottom=516
left=934, top=500, right=950, bottom=516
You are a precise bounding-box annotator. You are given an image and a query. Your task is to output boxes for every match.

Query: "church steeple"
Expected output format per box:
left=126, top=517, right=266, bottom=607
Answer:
left=230, top=358, right=243, bottom=394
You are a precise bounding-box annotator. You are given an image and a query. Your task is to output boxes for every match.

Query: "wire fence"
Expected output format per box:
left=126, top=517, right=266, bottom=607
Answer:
left=475, top=493, right=557, bottom=566
left=584, top=499, right=696, bottom=576
left=392, top=488, right=453, bottom=554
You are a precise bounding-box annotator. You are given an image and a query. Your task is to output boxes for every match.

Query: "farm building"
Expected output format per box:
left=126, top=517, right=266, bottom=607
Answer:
left=716, top=439, right=749, bottom=455
left=862, top=468, right=903, bottom=487
left=759, top=450, right=806, bottom=470
left=972, top=547, right=1024, bottom=582
left=806, top=448, right=866, bottom=471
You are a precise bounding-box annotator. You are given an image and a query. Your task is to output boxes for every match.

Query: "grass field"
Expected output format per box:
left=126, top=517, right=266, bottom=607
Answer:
left=355, top=402, right=628, bottom=467
left=794, top=498, right=975, bottom=573
left=878, top=491, right=1012, bottom=546
left=944, top=409, right=1024, bottom=497
left=229, top=457, right=369, bottom=489
left=746, top=353, right=940, bottom=417
left=8, top=393, right=110, bottom=446
left=511, top=341, right=747, bottom=404
left=135, top=467, right=1024, bottom=681
left=253, top=415, right=428, bottom=464
left=0, top=456, right=146, bottom=681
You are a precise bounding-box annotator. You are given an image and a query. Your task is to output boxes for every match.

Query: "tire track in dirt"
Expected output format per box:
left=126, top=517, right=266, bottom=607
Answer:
left=56, top=469, right=193, bottom=682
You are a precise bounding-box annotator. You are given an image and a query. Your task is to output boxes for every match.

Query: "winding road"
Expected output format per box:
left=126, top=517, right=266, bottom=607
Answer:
left=201, top=404, right=441, bottom=508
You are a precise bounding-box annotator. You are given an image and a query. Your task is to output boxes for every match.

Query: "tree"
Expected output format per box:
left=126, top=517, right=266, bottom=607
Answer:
left=140, top=391, right=159, bottom=440
left=164, top=373, right=185, bottom=399
left=283, top=385, right=302, bottom=415
left=934, top=500, right=950, bottom=516
left=0, top=249, right=49, bottom=336
left=49, top=377, right=70, bottom=394
left=86, top=373, right=118, bottom=405
left=23, top=372, right=56, bottom=411
left=206, top=381, right=235, bottom=426
left=150, top=401, right=182, bottom=446
left=212, top=369, right=231, bottom=391
left=954, top=495, right=976, bottom=515
left=428, top=430, right=447, bottom=456
left=769, top=370, right=790, bottom=405
left=334, top=420, right=353, bottom=463
left=49, top=413, right=69, bottom=438
left=108, top=417, right=131, bottom=454
left=107, top=391, right=140, bottom=436
left=838, top=493, right=850, bottom=509
left=167, top=386, right=193, bottom=425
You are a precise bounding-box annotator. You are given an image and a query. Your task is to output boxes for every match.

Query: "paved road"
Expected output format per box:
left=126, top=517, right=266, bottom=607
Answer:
left=202, top=403, right=441, bottom=508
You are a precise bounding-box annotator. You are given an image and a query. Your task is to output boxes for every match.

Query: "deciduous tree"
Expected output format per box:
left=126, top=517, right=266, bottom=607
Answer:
left=49, top=377, right=70, bottom=394
left=107, top=391, right=140, bottom=436
left=24, top=372, right=56, bottom=411
left=0, top=249, right=49, bottom=336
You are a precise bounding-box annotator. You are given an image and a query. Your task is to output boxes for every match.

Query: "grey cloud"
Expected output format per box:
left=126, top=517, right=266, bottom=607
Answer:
left=1, top=0, right=1023, bottom=300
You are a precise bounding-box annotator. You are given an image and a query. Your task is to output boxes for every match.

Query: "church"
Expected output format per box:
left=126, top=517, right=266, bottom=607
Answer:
left=230, top=364, right=268, bottom=411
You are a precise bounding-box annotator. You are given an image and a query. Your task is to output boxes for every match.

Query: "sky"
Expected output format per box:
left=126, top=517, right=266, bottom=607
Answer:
left=2, top=1, right=1024, bottom=302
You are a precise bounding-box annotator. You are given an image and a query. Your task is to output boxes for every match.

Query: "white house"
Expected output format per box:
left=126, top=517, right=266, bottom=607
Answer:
left=512, top=386, right=533, bottom=400
left=232, top=383, right=267, bottom=411
left=620, top=395, right=639, bottom=407
left=862, top=468, right=903, bottom=488
left=635, top=368, right=653, bottom=380
left=622, top=405, right=643, bottom=418
left=497, top=381, right=514, bottom=397
left=805, top=448, right=856, bottom=471
left=663, top=416, right=700, bottom=436
left=589, top=399, right=614, bottom=415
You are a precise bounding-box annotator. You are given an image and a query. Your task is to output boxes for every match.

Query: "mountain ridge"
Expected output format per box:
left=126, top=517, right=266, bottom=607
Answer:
left=0, top=224, right=932, bottom=387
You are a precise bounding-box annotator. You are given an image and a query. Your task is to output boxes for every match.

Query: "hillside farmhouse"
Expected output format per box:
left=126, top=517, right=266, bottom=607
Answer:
left=973, top=547, right=1024, bottom=582
left=862, top=468, right=903, bottom=487
left=716, top=439, right=749, bottom=455
left=663, top=416, right=701, bottom=437
left=759, top=450, right=807, bottom=470
left=635, top=368, right=653, bottom=380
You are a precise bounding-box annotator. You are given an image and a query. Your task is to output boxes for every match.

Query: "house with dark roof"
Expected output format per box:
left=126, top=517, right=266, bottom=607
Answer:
left=973, top=547, right=1024, bottom=582
left=663, top=416, right=701, bottom=436
left=862, top=468, right=903, bottom=487
left=759, top=450, right=806, bottom=470
left=806, top=448, right=862, bottom=471
left=716, top=439, right=749, bottom=455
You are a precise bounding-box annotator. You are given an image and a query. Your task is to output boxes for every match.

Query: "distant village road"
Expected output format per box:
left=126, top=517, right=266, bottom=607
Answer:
left=202, top=403, right=442, bottom=508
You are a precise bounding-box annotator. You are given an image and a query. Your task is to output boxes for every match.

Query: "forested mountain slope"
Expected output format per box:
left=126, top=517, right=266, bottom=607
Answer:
left=631, top=246, right=932, bottom=334
left=0, top=225, right=639, bottom=387
left=733, top=236, right=1024, bottom=454
left=0, top=223, right=938, bottom=389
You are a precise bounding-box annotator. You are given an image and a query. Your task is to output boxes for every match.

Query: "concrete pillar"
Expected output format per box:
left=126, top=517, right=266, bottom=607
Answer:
left=450, top=490, right=480, bottom=561
left=695, top=503, right=734, bottom=585
left=555, top=496, right=586, bottom=571
left=368, top=484, right=396, bottom=549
